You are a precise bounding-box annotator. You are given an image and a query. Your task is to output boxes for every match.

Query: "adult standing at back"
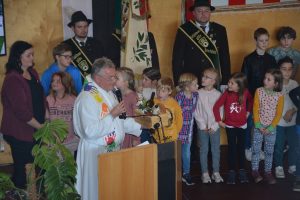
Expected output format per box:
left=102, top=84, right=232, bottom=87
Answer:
left=64, top=11, right=105, bottom=79
left=1, top=41, right=45, bottom=189
left=172, top=0, right=231, bottom=87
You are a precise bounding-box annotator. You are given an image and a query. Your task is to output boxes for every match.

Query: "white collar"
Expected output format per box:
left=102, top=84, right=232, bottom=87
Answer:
left=195, top=21, right=210, bottom=33
left=75, top=37, right=87, bottom=45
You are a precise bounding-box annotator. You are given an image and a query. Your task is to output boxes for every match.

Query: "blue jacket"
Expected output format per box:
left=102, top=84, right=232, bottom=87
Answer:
left=41, top=63, right=82, bottom=96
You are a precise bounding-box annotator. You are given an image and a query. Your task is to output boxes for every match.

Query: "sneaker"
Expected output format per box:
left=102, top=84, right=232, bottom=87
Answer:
left=182, top=173, right=195, bottom=186
left=252, top=171, right=263, bottom=183
left=288, top=165, right=296, bottom=175
left=202, top=172, right=212, bottom=184
left=265, top=173, right=276, bottom=184
left=227, top=170, right=236, bottom=184
left=245, top=148, right=252, bottom=161
left=211, top=172, right=224, bottom=183
left=260, top=151, right=265, bottom=160
left=275, top=166, right=285, bottom=178
left=239, top=169, right=249, bottom=183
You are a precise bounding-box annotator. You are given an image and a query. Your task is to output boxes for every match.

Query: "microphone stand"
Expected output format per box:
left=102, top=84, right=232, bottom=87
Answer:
left=126, top=114, right=166, bottom=143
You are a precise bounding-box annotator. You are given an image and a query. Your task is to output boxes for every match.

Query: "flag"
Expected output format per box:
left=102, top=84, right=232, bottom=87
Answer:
left=121, top=0, right=152, bottom=74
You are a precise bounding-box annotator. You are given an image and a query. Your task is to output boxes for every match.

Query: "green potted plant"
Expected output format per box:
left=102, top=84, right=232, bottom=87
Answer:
left=0, top=119, right=80, bottom=200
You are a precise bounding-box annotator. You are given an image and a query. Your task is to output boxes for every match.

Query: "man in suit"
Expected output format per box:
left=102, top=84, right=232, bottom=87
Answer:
left=172, top=0, right=231, bottom=87
left=64, top=11, right=105, bottom=78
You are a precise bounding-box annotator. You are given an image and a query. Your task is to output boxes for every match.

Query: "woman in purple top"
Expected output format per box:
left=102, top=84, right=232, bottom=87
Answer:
left=1, top=41, right=45, bottom=189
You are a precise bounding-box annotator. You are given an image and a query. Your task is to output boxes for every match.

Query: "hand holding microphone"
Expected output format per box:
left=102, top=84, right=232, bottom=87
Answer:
left=113, top=87, right=127, bottom=119
left=110, top=101, right=126, bottom=119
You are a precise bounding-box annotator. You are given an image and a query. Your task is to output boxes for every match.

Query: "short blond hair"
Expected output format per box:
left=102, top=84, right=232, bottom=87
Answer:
left=178, top=73, right=198, bottom=90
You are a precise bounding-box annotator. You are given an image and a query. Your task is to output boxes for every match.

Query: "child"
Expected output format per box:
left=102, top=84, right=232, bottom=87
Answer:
left=268, top=26, right=300, bottom=78
left=175, top=73, right=199, bottom=186
left=213, top=72, right=253, bottom=184
left=138, top=67, right=161, bottom=142
left=241, top=27, right=277, bottom=161
left=116, top=67, right=140, bottom=148
left=139, top=67, right=161, bottom=100
left=46, top=72, right=79, bottom=156
left=274, top=57, right=298, bottom=179
left=289, top=85, right=300, bottom=192
left=251, top=69, right=284, bottom=184
left=41, top=43, right=82, bottom=96
left=153, top=77, right=183, bottom=144
left=195, top=68, right=223, bottom=184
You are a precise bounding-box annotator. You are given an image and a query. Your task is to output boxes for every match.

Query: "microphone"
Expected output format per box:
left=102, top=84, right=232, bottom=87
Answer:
left=113, top=87, right=127, bottom=119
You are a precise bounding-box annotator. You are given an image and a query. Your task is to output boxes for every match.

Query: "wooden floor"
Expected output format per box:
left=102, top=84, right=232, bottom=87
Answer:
left=1, top=146, right=299, bottom=200
left=183, top=146, right=300, bottom=200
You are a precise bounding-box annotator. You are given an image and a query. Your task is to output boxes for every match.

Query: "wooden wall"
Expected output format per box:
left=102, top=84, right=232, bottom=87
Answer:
left=149, top=1, right=300, bottom=80
left=0, top=0, right=63, bottom=76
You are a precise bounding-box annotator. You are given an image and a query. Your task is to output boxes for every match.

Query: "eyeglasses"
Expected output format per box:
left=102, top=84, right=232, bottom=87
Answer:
left=97, top=74, right=118, bottom=82
left=59, top=54, right=73, bottom=59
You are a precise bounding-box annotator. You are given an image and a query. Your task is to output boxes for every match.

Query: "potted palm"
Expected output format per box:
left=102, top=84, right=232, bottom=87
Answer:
left=0, top=119, right=80, bottom=200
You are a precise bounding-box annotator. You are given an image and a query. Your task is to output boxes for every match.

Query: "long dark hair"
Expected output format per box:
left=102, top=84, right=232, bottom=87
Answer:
left=49, top=72, right=77, bottom=102
left=229, top=72, right=248, bottom=105
left=5, top=41, right=33, bottom=74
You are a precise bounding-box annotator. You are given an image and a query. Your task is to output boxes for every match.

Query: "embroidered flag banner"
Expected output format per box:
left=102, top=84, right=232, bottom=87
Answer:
left=121, top=0, right=152, bottom=74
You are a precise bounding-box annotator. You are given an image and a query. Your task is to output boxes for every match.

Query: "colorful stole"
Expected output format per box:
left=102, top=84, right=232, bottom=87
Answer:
left=70, top=38, right=93, bottom=78
left=84, top=82, right=118, bottom=152
left=179, top=20, right=222, bottom=79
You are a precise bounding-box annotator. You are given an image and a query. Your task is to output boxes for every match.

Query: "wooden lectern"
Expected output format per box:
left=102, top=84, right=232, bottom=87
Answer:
left=98, top=141, right=182, bottom=200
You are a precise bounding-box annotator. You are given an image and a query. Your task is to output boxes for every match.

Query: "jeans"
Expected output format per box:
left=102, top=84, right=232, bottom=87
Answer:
left=274, top=125, right=297, bottom=167
left=3, top=135, right=34, bottom=189
left=245, top=114, right=253, bottom=149
left=251, top=128, right=276, bottom=173
left=140, top=129, right=151, bottom=143
left=198, top=129, right=220, bottom=173
left=295, top=126, right=300, bottom=177
left=182, top=143, right=192, bottom=174
left=225, top=127, right=246, bottom=170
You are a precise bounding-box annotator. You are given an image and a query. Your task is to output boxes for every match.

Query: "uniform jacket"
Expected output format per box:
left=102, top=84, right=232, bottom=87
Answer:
left=172, top=21, right=231, bottom=85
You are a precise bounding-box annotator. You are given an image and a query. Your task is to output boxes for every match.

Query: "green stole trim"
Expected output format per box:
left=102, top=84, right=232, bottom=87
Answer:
left=70, top=38, right=93, bottom=78
left=179, top=20, right=222, bottom=79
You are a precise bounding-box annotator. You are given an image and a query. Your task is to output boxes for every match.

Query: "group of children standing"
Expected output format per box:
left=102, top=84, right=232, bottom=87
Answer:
left=39, top=25, right=300, bottom=192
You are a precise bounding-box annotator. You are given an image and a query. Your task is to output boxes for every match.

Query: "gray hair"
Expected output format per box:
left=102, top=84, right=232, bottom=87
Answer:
left=91, top=57, right=115, bottom=78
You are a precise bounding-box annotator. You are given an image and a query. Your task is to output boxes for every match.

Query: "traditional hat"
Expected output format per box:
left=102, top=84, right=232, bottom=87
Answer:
left=67, top=11, right=93, bottom=27
left=189, top=0, right=215, bottom=11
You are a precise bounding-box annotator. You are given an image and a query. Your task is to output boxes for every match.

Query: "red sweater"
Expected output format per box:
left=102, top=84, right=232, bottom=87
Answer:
left=213, top=90, right=253, bottom=127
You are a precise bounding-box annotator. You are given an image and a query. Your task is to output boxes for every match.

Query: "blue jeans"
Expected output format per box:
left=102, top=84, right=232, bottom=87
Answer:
left=295, top=126, right=300, bottom=177
left=245, top=114, right=253, bottom=149
left=274, top=125, right=297, bottom=167
left=251, top=128, right=276, bottom=173
left=198, top=129, right=220, bottom=173
left=140, top=129, right=151, bottom=143
left=182, top=143, right=191, bottom=174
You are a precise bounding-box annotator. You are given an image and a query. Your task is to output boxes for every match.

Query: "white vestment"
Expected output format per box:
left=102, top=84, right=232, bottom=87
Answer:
left=73, top=79, right=141, bottom=200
